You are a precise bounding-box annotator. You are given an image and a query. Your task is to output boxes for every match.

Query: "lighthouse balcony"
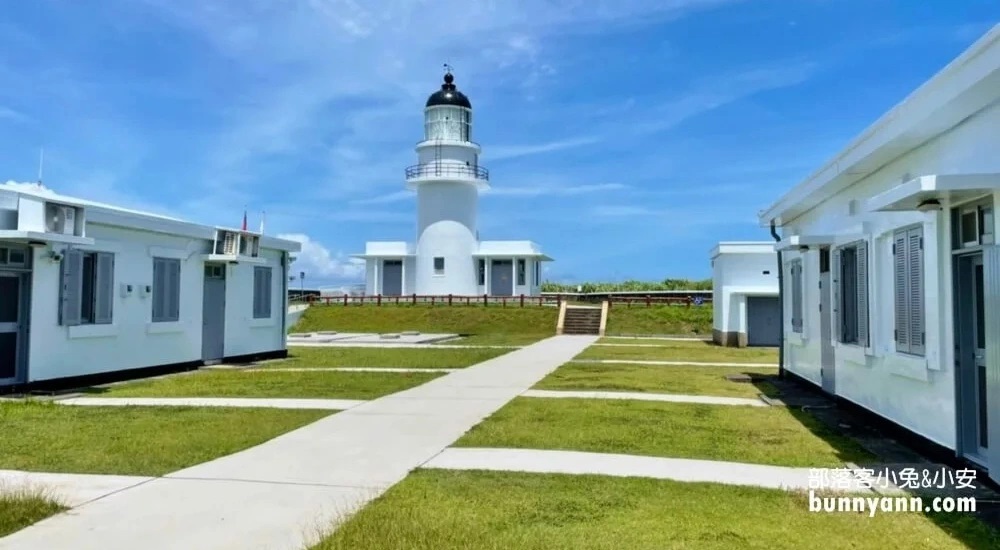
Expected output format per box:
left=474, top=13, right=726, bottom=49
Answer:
left=405, top=162, right=490, bottom=189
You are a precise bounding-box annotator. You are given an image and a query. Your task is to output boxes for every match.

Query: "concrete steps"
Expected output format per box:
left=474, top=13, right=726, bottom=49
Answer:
left=561, top=307, right=602, bottom=335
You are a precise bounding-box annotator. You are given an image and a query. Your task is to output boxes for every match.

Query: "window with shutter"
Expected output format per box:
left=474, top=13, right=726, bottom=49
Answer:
left=253, top=266, right=273, bottom=319
left=893, top=226, right=924, bottom=356
left=59, top=250, right=115, bottom=326
left=59, top=249, right=84, bottom=326
left=94, top=252, right=115, bottom=325
left=835, top=241, right=869, bottom=347
left=856, top=241, right=869, bottom=348
left=152, top=257, right=181, bottom=322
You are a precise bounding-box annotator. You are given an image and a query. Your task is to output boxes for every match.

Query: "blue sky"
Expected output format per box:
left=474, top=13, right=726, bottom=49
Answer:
left=1, top=1, right=997, bottom=287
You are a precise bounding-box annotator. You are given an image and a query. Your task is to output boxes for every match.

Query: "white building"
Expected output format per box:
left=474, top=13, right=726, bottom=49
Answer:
left=354, top=69, right=552, bottom=297
left=759, top=24, right=1000, bottom=481
left=710, top=242, right=779, bottom=347
left=0, top=182, right=300, bottom=390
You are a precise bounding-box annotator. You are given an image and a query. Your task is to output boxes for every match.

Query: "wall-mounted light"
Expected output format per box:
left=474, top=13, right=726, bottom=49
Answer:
left=46, top=249, right=63, bottom=262
left=916, top=198, right=942, bottom=213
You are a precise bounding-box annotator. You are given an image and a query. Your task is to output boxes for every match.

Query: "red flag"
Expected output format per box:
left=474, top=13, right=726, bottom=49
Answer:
left=241, top=209, right=247, bottom=231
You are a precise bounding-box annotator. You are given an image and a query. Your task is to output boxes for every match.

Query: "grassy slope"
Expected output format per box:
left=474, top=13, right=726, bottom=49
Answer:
left=277, top=347, right=509, bottom=368
left=89, top=369, right=442, bottom=400
left=314, top=470, right=998, bottom=550
left=455, top=398, right=874, bottom=468
left=605, top=305, right=712, bottom=336
left=576, top=342, right=778, bottom=363
left=295, top=305, right=557, bottom=335
left=0, top=490, right=65, bottom=538
left=534, top=363, right=778, bottom=399
left=0, top=402, right=330, bottom=475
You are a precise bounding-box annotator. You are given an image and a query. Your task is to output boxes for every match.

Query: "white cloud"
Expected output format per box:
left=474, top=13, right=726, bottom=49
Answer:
left=278, top=233, right=365, bottom=282
left=487, top=136, right=600, bottom=161
left=485, top=182, right=628, bottom=197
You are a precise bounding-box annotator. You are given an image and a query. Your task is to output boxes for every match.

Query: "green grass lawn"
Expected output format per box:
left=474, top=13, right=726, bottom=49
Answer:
left=0, top=489, right=65, bottom=538
left=434, top=333, right=549, bottom=346
left=534, top=363, right=778, bottom=399
left=313, top=470, right=998, bottom=550
left=605, top=305, right=712, bottom=336
left=455, top=398, right=874, bottom=468
left=576, top=341, right=778, bottom=364
left=0, top=402, right=330, bottom=475
left=87, top=369, right=442, bottom=400
left=274, top=346, right=509, bottom=369
left=294, top=304, right=558, bottom=336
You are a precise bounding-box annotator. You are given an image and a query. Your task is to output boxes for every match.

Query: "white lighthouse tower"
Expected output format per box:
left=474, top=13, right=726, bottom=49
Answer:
left=408, top=67, right=486, bottom=295
left=354, top=67, right=552, bottom=297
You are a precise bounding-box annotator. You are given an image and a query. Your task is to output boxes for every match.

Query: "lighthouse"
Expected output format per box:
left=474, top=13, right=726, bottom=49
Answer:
left=354, top=67, right=552, bottom=297
left=409, top=67, right=486, bottom=295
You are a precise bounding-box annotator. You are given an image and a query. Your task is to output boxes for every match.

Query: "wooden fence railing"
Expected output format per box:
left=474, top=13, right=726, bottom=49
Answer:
left=291, top=294, right=711, bottom=307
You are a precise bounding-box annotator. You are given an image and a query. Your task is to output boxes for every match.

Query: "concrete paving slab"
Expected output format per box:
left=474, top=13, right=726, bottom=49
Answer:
left=521, top=389, right=769, bottom=407
left=287, top=332, right=459, bottom=345
left=54, top=397, right=366, bottom=410
left=287, top=342, right=517, bottom=349
left=0, top=478, right=373, bottom=550
left=602, top=336, right=711, bottom=341
left=572, top=359, right=779, bottom=368
left=6, top=335, right=597, bottom=548
left=422, top=448, right=875, bottom=493
left=0, top=470, right=153, bottom=508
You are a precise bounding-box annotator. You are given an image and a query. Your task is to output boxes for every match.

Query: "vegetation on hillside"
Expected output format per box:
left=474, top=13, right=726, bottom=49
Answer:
left=606, top=305, right=712, bottom=336
left=295, top=304, right=558, bottom=336
left=541, top=279, right=712, bottom=293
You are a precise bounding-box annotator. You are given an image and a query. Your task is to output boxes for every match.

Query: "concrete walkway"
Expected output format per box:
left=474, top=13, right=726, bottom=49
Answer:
left=422, top=448, right=877, bottom=493
left=521, top=389, right=768, bottom=407
left=602, top=336, right=710, bottom=341
left=1, top=335, right=598, bottom=550
left=290, top=342, right=520, bottom=349
left=0, top=470, right=154, bottom=508
left=572, top=359, right=778, bottom=368
left=53, top=397, right=367, bottom=410
left=592, top=343, right=713, bottom=348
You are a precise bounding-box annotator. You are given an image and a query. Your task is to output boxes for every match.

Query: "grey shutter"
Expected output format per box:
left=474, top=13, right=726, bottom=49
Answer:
left=170, top=259, right=181, bottom=321
left=94, top=252, right=115, bottom=325
left=253, top=267, right=262, bottom=318
left=59, top=249, right=84, bottom=326
left=152, top=259, right=164, bottom=321
left=907, top=228, right=925, bottom=356
left=790, top=261, right=802, bottom=332
left=856, top=241, right=869, bottom=348
left=264, top=267, right=272, bottom=317
left=894, top=230, right=910, bottom=353
left=832, top=249, right=841, bottom=343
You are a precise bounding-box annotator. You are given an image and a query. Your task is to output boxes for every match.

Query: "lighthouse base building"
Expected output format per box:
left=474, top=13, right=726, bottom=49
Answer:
left=354, top=70, right=552, bottom=297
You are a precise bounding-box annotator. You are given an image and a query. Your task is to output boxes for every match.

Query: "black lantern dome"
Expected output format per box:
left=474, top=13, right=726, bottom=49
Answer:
left=425, top=70, right=471, bottom=109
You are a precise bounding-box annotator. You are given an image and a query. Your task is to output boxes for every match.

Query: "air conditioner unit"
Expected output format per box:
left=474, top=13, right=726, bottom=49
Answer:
left=45, top=203, right=77, bottom=235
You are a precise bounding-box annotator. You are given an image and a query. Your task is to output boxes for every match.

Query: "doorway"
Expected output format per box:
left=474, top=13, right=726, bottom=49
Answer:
left=202, top=264, right=227, bottom=363
left=819, top=248, right=835, bottom=394
left=746, top=296, right=780, bottom=347
left=382, top=260, right=403, bottom=296
left=0, top=271, right=28, bottom=385
left=956, top=253, right=989, bottom=464
left=490, top=260, right=513, bottom=297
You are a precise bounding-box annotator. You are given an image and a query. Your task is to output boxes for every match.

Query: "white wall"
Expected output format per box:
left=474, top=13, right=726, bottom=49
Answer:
left=224, top=247, right=286, bottom=357
left=712, top=250, right=779, bottom=334
left=25, top=223, right=287, bottom=382
left=779, top=100, right=1000, bottom=449
left=416, top=181, right=478, bottom=295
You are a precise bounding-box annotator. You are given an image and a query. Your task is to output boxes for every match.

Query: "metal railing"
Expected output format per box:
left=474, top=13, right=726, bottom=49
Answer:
left=405, top=163, right=489, bottom=181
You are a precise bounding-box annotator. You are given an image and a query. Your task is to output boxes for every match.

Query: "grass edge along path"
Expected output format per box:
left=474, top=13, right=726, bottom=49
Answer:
left=311, top=469, right=999, bottom=550
left=88, top=369, right=442, bottom=400
left=534, top=363, right=779, bottom=399
left=0, top=488, right=66, bottom=538
left=0, top=401, right=331, bottom=476
left=454, top=398, right=876, bottom=468
left=294, top=305, right=557, bottom=337
left=276, top=347, right=510, bottom=369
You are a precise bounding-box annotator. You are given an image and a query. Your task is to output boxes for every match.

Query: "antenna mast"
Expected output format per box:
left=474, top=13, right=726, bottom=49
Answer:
left=37, top=148, right=44, bottom=184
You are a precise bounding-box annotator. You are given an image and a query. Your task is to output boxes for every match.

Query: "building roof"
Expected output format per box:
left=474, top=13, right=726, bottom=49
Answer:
left=710, top=241, right=777, bottom=258
left=759, top=23, right=1000, bottom=227
left=1, top=181, right=300, bottom=253
left=426, top=72, right=472, bottom=109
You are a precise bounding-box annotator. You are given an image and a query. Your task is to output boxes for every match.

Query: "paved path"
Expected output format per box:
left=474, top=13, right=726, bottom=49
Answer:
left=422, top=448, right=877, bottom=493
left=0, top=470, right=154, bottom=508
left=592, top=343, right=712, bottom=348
left=572, top=359, right=778, bottom=368
left=602, top=336, right=711, bottom=341
left=1, top=335, right=598, bottom=550
left=522, top=389, right=768, bottom=407
left=53, top=397, right=367, bottom=411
